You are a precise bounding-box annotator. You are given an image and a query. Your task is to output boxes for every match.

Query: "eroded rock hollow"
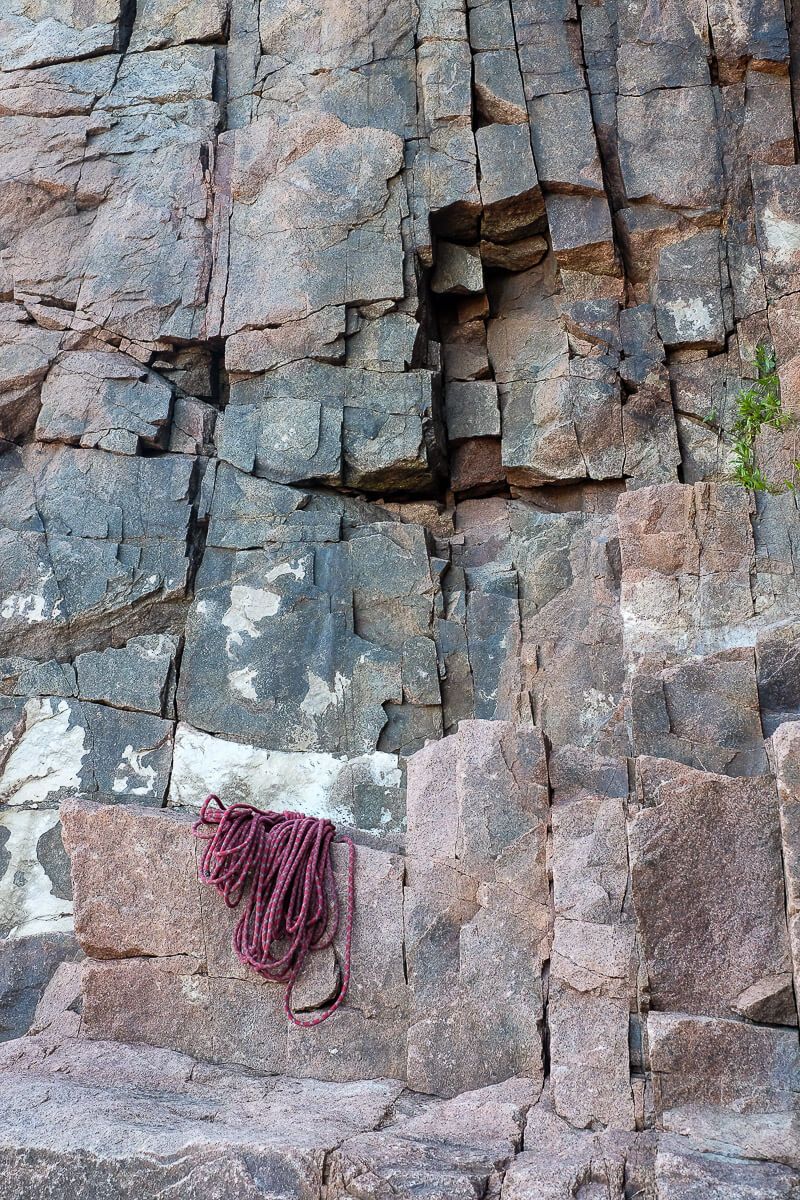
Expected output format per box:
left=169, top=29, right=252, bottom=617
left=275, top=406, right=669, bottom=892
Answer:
left=1, top=0, right=799, bottom=1193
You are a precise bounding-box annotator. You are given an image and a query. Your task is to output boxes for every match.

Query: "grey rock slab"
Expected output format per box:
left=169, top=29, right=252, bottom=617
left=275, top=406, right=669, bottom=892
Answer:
left=0, top=0, right=121, bottom=71
left=432, top=242, right=484, bottom=295
left=527, top=90, right=604, bottom=193
left=545, top=192, right=616, bottom=275
left=204, top=463, right=344, bottom=552
left=654, top=232, right=726, bottom=351
left=762, top=624, right=800, bottom=734
left=176, top=539, right=409, bottom=756
left=0, top=932, right=77, bottom=1042
left=628, top=648, right=769, bottom=777
left=753, top=165, right=800, bottom=300
left=330, top=1077, right=536, bottom=1199
left=0, top=56, right=119, bottom=117
left=515, top=13, right=585, bottom=97
left=474, top=49, right=528, bottom=124
left=771, top=721, right=800, bottom=1029
left=74, top=634, right=178, bottom=716
left=617, top=87, right=722, bottom=210
left=506, top=500, right=627, bottom=753
left=548, top=747, right=636, bottom=1130
left=654, top=1136, right=800, bottom=1199
left=0, top=1030, right=403, bottom=1199
left=0, top=445, right=193, bottom=660
left=0, top=696, right=173, bottom=809
left=405, top=721, right=549, bottom=1097
left=476, top=122, right=542, bottom=230
left=129, top=0, right=228, bottom=50
left=445, top=380, right=501, bottom=442
left=215, top=113, right=404, bottom=339
left=0, top=306, right=62, bottom=441
left=502, top=1098, right=632, bottom=1199
left=615, top=483, right=757, bottom=660
left=36, top=350, right=174, bottom=454
left=221, top=363, right=442, bottom=494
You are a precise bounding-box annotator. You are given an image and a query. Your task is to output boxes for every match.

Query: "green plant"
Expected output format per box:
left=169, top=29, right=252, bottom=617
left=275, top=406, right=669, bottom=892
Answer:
left=729, top=343, right=800, bottom=494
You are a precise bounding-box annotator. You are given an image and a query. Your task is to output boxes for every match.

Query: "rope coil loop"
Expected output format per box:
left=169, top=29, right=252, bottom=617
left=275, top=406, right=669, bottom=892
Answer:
left=192, top=794, right=355, bottom=1027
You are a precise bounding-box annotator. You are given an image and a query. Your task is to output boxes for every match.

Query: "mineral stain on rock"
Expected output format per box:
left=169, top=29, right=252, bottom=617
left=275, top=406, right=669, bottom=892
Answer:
left=1, top=0, right=800, bottom=1191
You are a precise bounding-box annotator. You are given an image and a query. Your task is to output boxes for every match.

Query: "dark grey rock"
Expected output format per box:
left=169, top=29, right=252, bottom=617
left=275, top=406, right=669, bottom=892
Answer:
left=75, top=635, right=179, bottom=717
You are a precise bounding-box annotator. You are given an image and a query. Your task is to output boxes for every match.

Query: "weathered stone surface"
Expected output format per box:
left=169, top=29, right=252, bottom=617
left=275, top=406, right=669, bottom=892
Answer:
left=548, top=747, right=636, bottom=1130
left=654, top=232, right=727, bottom=351
left=0, top=445, right=193, bottom=660
left=36, top=350, right=174, bottom=454
left=502, top=1098, right=633, bottom=1200
left=771, top=721, right=800, bottom=1028
left=653, top=1137, right=800, bottom=1199
left=211, top=114, right=404, bottom=342
left=618, top=88, right=722, bottom=210
left=129, top=0, right=227, bottom=51
left=506, top=1098, right=800, bottom=1198
left=76, top=828, right=408, bottom=1081
left=1, top=1, right=122, bottom=71
left=648, top=1012, right=800, bottom=1167
left=219, top=363, right=442, bottom=493
left=445, top=380, right=501, bottom=443
left=405, top=721, right=549, bottom=1097
left=753, top=165, right=800, bottom=299
left=0, top=932, right=76, bottom=1041
left=3, top=0, right=800, bottom=1184
left=0, top=306, right=62, bottom=440
left=528, top=91, right=604, bottom=193
left=617, top=483, right=755, bottom=660
left=330, top=1077, right=535, bottom=1199
left=168, top=722, right=404, bottom=834
left=74, top=634, right=178, bottom=716
left=0, top=1029, right=797, bottom=1199
left=61, top=798, right=201, bottom=962
left=0, top=697, right=173, bottom=808
left=627, top=649, right=769, bottom=776
left=631, top=757, right=794, bottom=1024
left=0, top=1031, right=405, bottom=1199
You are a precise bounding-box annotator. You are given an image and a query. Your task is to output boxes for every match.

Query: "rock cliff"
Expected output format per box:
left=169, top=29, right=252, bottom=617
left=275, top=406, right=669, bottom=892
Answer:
left=1, top=0, right=799, bottom=1192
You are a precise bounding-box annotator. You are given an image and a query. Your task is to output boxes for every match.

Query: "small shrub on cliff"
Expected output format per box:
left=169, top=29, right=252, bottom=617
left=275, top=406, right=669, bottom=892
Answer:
left=729, top=344, right=799, bottom=494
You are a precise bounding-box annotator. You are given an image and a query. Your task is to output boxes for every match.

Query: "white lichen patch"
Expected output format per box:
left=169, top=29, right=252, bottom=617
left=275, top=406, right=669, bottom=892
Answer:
left=299, top=671, right=348, bottom=717
left=0, top=809, right=73, bottom=938
left=580, top=687, right=617, bottom=730
left=263, top=560, right=305, bottom=583
left=662, top=297, right=716, bottom=338
left=0, top=699, right=85, bottom=808
left=111, top=745, right=158, bottom=796
left=180, top=976, right=206, bottom=1004
left=0, top=592, right=50, bottom=624
left=222, top=584, right=281, bottom=655
left=168, top=723, right=401, bottom=830
left=228, top=665, right=258, bottom=700
left=761, top=209, right=800, bottom=264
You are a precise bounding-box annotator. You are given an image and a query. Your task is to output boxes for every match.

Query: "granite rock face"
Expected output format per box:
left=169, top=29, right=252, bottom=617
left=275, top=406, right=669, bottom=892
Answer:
left=2, top=0, right=800, bottom=1188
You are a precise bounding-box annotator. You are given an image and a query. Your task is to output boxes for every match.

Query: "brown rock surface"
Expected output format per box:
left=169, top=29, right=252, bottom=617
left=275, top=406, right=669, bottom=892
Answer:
left=3, top=0, right=800, bottom=1186
left=630, top=757, right=794, bottom=1024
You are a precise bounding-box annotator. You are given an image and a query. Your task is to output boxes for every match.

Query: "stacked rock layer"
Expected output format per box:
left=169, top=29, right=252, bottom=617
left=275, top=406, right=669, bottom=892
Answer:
left=1, top=0, right=800, bottom=1191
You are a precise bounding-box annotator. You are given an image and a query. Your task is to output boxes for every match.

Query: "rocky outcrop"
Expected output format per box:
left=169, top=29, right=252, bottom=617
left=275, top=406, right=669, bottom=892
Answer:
left=3, top=0, right=800, bottom=1188
left=0, top=1026, right=796, bottom=1198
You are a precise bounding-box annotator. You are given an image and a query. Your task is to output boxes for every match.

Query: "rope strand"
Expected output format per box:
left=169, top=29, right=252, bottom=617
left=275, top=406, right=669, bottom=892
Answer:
left=192, top=795, right=355, bottom=1027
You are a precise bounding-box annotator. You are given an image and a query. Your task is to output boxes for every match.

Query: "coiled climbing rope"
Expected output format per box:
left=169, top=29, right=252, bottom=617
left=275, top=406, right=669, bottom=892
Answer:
left=192, top=795, right=355, bottom=1027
